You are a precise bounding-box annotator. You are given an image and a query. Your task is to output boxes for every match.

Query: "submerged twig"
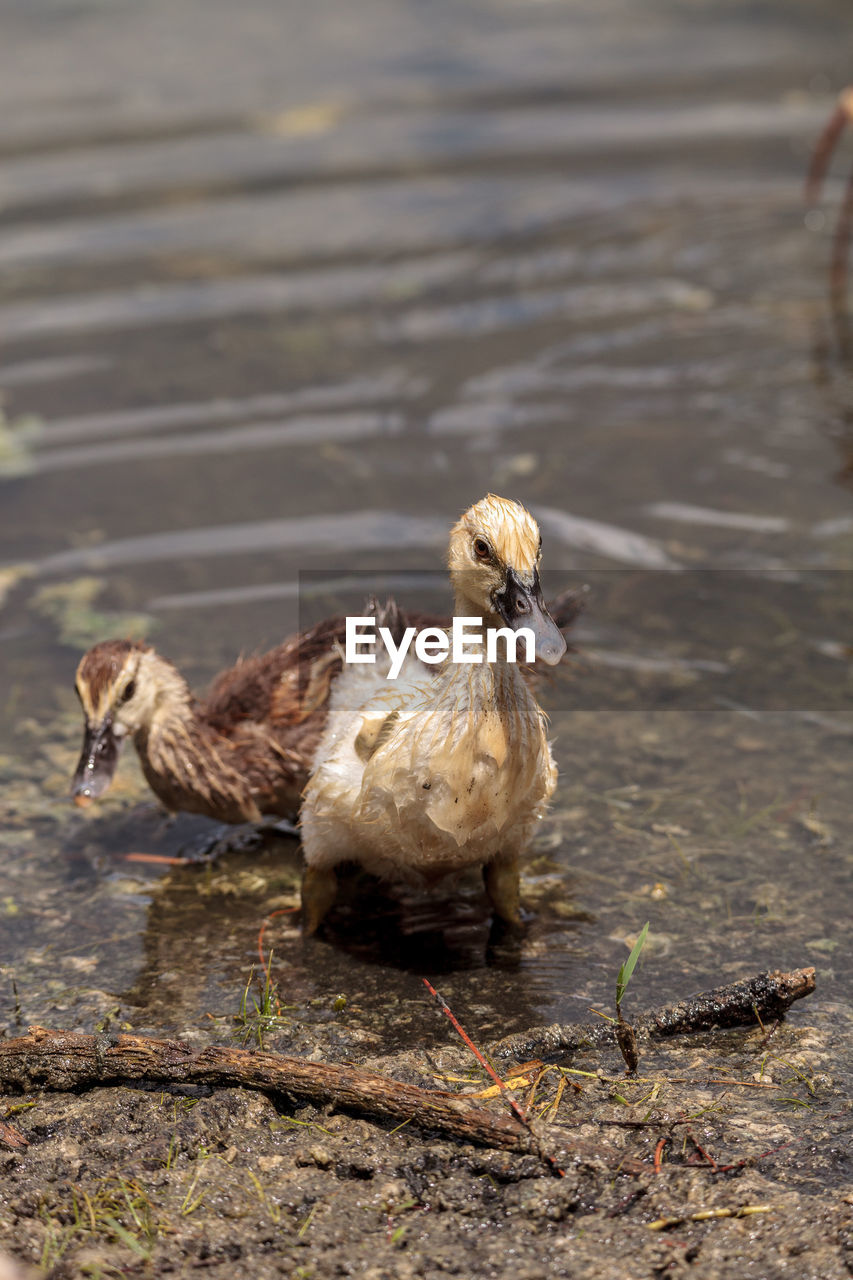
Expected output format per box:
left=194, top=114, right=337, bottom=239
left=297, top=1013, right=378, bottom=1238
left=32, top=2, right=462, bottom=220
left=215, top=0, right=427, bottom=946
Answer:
left=805, top=88, right=853, bottom=323
left=684, top=1123, right=719, bottom=1172
left=804, top=89, right=853, bottom=205
left=653, top=1137, right=667, bottom=1174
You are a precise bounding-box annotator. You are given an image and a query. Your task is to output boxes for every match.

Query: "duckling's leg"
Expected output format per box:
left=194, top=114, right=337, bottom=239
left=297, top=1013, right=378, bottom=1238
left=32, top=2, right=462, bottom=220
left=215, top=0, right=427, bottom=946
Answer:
left=301, top=864, right=339, bottom=934
left=484, top=853, right=521, bottom=928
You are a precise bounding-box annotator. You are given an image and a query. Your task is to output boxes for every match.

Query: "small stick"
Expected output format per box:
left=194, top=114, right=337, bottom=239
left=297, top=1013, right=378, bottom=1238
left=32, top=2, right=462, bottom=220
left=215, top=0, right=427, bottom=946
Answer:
left=714, top=1139, right=796, bottom=1174
left=830, top=169, right=853, bottom=310
left=804, top=88, right=853, bottom=319
left=488, top=967, right=815, bottom=1061
left=123, top=853, right=192, bottom=867
left=647, top=1204, right=773, bottom=1231
left=257, top=908, right=298, bottom=976
left=0, top=969, right=814, bottom=1162
left=0, top=1027, right=646, bottom=1171
left=704, top=1078, right=779, bottom=1090
left=804, top=90, right=853, bottom=204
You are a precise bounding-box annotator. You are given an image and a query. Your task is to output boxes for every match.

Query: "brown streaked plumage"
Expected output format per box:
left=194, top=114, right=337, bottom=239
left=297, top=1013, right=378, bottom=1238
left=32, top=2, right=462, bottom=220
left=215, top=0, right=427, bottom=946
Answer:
left=71, top=583, right=583, bottom=829
left=71, top=616, right=349, bottom=823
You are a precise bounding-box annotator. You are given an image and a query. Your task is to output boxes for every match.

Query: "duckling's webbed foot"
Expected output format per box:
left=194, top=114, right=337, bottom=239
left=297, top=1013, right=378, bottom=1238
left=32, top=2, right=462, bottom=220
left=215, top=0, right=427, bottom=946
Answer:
left=484, top=853, right=522, bottom=928
left=301, top=864, right=339, bottom=934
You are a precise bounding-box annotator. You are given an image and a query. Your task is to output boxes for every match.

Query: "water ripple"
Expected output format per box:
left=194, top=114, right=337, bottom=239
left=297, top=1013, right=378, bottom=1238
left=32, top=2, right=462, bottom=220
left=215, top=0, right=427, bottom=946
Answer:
left=31, top=411, right=406, bottom=473
left=0, top=252, right=474, bottom=340
left=0, top=98, right=825, bottom=215
left=33, top=506, right=679, bottom=577
left=39, top=370, right=423, bottom=445
left=36, top=512, right=449, bottom=576
left=645, top=502, right=790, bottom=533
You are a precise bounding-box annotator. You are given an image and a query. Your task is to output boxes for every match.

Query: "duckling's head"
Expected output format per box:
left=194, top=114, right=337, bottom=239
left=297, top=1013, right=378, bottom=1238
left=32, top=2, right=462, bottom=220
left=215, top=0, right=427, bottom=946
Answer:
left=448, top=494, right=567, bottom=665
left=71, top=639, right=186, bottom=806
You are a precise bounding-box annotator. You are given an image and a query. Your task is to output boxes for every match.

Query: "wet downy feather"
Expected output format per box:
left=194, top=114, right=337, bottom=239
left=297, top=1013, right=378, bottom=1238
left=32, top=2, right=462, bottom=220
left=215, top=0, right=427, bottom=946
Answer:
left=300, top=495, right=565, bottom=919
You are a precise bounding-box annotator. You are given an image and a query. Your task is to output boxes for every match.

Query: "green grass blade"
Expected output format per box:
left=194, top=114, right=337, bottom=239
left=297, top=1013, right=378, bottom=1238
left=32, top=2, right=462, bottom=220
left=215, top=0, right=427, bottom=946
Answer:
left=101, top=1217, right=150, bottom=1258
left=616, top=922, right=650, bottom=1007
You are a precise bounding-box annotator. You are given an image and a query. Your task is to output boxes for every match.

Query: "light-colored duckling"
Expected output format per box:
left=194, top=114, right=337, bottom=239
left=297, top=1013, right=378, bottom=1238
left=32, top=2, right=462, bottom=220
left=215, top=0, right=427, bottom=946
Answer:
left=300, top=494, right=567, bottom=932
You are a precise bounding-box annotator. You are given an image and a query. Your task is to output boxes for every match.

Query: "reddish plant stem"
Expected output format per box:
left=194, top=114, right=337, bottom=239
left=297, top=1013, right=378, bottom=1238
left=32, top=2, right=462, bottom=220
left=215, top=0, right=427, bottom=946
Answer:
left=653, top=1137, right=668, bottom=1174
left=257, top=907, right=298, bottom=977
left=422, top=978, right=566, bottom=1179
left=685, top=1123, right=719, bottom=1172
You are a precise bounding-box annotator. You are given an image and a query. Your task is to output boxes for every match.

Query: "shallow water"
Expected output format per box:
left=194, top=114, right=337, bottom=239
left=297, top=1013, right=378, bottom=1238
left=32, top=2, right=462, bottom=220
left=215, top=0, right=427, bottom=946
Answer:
left=0, top=0, right=851, bottom=1105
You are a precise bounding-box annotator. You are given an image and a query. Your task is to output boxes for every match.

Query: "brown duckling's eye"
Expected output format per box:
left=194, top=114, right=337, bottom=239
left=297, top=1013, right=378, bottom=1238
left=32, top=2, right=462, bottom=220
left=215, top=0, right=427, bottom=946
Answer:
left=473, top=538, right=492, bottom=560
left=121, top=680, right=136, bottom=703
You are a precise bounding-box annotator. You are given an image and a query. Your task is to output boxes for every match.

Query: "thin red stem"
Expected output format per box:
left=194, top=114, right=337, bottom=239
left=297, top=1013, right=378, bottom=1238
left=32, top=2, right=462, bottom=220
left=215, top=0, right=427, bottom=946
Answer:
left=422, top=978, right=566, bottom=1178
left=257, top=908, right=298, bottom=977
left=653, top=1136, right=668, bottom=1174
left=805, top=102, right=849, bottom=204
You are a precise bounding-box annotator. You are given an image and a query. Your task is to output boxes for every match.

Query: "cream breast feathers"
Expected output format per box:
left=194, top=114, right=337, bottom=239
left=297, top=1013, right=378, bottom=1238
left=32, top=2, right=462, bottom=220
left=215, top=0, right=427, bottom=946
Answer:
left=299, top=494, right=567, bottom=931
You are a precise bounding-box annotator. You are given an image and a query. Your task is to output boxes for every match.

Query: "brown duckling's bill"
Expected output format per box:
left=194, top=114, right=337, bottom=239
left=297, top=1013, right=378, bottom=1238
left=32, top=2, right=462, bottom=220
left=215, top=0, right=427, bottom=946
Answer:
left=71, top=712, right=123, bottom=807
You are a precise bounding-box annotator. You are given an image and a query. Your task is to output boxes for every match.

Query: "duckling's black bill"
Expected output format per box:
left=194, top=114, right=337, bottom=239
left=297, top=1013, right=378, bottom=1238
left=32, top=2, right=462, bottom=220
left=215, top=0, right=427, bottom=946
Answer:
left=71, top=716, right=122, bottom=807
left=494, top=568, right=567, bottom=666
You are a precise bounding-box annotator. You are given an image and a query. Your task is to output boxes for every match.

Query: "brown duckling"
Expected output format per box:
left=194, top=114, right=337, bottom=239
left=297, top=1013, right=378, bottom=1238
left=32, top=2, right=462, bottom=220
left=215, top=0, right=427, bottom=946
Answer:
left=71, top=590, right=582, bottom=827
left=71, top=616, right=348, bottom=823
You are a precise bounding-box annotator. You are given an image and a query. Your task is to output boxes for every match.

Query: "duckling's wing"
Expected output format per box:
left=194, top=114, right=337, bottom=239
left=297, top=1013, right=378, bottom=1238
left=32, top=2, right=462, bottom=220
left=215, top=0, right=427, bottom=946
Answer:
left=203, top=616, right=347, bottom=731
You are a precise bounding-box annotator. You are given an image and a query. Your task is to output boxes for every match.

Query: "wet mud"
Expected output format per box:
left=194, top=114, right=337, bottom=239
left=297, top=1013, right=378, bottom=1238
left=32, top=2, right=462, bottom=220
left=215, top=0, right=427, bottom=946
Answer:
left=0, top=1014, right=851, bottom=1278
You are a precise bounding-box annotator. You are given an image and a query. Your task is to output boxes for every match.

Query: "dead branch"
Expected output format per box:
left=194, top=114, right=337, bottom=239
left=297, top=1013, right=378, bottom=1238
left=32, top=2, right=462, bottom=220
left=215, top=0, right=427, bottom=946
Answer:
left=487, top=967, right=815, bottom=1061
left=0, top=1026, right=538, bottom=1154
left=0, top=968, right=814, bottom=1162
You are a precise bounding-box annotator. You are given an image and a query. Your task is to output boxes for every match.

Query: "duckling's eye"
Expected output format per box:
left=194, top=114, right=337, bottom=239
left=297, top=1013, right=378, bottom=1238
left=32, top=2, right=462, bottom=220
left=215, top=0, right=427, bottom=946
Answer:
left=473, top=538, right=492, bottom=561
left=121, top=680, right=136, bottom=704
